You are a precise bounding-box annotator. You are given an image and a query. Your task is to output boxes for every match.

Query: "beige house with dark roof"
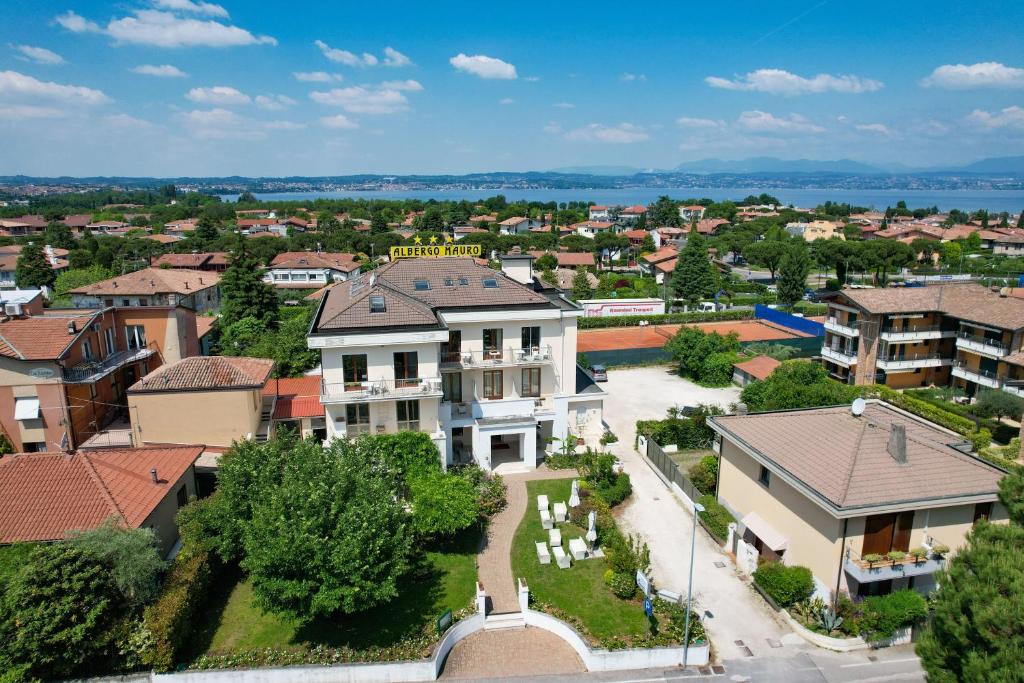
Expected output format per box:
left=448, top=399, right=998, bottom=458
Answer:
left=822, top=284, right=1024, bottom=395
left=709, top=401, right=1007, bottom=600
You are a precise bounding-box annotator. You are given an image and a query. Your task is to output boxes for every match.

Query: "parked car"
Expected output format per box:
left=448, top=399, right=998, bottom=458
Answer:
left=589, top=364, right=608, bottom=382
left=697, top=301, right=724, bottom=312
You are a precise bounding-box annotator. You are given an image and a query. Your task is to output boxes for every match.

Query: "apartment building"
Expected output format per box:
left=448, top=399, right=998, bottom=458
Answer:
left=821, top=284, right=1024, bottom=395
left=709, top=400, right=1006, bottom=599
left=588, top=205, right=610, bottom=221
left=785, top=220, right=844, bottom=241
left=307, top=258, right=605, bottom=471
left=679, top=205, right=706, bottom=222
left=69, top=267, right=221, bottom=314
left=264, top=251, right=361, bottom=288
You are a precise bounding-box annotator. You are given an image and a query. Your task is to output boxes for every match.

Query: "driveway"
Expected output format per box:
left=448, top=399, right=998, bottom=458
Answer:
left=600, top=367, right=795, bottom=661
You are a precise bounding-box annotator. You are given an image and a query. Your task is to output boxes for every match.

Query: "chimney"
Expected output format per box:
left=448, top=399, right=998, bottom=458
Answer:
left=888, top=424, right=908, bottom=464
left=67, top=321, right=77, bottom=334
left=735, top=402, right=748, bottom=416
left=150, top=468, right=158, bottom=483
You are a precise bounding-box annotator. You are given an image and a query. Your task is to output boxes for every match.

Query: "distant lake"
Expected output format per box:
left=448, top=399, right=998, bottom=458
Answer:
left=217, top=187, right=1024, bottom=213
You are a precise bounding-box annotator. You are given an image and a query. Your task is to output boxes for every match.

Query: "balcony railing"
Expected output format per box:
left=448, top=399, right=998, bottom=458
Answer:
left=843, top=542, right=947, bottom=584
left=824, top=317, right=859, bottom=337
left=321, top=377, right=443, bottom=403
left=952, top=362, right=1002, bottom=389
left=1003, top=381, right=1024, bottom=397
left=880, top=325, right=955, bottom=342
left=877, top=352, right=951, bottom=371
left=956, top=332, right=1009, bottom=358
left=62, top=346, right=156, bottom=383
left=821, top=346, right=858, bottom=366
left=440, top=345, right=554, bottom=370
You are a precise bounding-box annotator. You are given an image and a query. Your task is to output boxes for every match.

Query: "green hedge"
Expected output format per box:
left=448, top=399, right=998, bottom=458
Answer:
left=857, top=589, right=928, bottom=640
left=867, top=386, right=977, bottom=435
left=696, top=494, right=735, bottom=543
left=753, top=562, right=814, bottom=608
left=904, top=389, right=1017, bottom=444
left=141, top=549, right=217, bottom=671
left=579, top=309, right=752, bottom=329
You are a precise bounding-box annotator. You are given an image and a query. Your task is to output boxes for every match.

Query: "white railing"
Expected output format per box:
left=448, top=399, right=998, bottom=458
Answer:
left=956, top=332, right=1009, bottom=358
left=321, top=377, right=442, bottom=403
left=876, top=353, right=951, bottom=371
left=440, top=345, right=554, bottom=369
left=951, top=362, right=1002, bottom=389
left=880, top=326, right=954, bottom=342
left=824, top=317, right=859, bottom=337
left=821, top=346, right=858, bottom=366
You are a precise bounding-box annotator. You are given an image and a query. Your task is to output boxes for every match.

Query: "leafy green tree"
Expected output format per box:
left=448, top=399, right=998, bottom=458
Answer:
left=640, top=234, right=656, bottom=253
left=241, top=438, right=412, bottom=620
left=54, top=265, right=113, bottom=299
left=535, top=253, right=558, bottom=271
left=973, top=389, right=1024, bottom=422
left=941, top=241, right=963, bottom=267
left=664, top=326, right=740, bottom=384
left=0, top=544, right=123, bottom=679
left=15, top=242, right=55, bottom=289
left=671, top=233, right=718, bottom=305
left=739, top=360, right=859, bottom=411
left=66, top=521, right=166, bottom=608
left=220, top=235, right=279, bottom=327
left=237, top=191, right=257, bottom=203
left=370, top=211, right=389, bottom=233
left=43, top=221, right=75, bottom=250
left=743, top=240, right=789, bottom=278
left=649, top=195, right=680, bottom=227
left=95, top=245, right=114, bottom=269
left=811, top=237, right=858, bottom=284
left=68, top=249, right=94, bottom=269
left=964, top=231, right=983, bottom=253
left=858, top=239, right=915, bottom=285
left=408, top=470, right=479, bottom=537
left=776, top=245, right=811, bottom=309
left=571, top=268, right=592, bottom=300
left=194, top=213, right=219, bottom=245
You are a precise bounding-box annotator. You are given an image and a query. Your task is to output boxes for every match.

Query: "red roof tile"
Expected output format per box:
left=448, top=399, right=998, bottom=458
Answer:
left=0, top=311, right=100, bottom=360
left=129, top=356, right=273, bottom=393
left=733, top=355, right=781, bottom=381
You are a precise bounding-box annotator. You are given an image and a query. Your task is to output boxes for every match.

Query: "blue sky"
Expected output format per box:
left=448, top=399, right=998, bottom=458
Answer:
left=1, top=0, right=1023, bottom=176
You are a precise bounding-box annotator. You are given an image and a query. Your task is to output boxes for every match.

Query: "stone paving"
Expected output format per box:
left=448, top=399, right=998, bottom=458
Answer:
left=439, top=628, right=585, bottom=679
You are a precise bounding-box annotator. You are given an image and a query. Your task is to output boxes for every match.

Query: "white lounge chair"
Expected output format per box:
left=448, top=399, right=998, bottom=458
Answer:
left=553, top=501, right=568, bottom=523
left=540, top=509, right=553, bottom=530
left=537, top=494, right=549, bottom=512
left=549, top=528, right=562, bottom=547
left=536, top=541, right=551, bottom=565
left=569, top=537, right=588, bottom=561
left=552, top=545, right=571, bottom=569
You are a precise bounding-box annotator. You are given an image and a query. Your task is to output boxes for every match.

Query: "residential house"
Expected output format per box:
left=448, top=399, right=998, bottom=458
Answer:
left=498, top=217, right=543, bottom=235
left=0, top=289, right=45, bottom=315
left=151, top=252, right=229, bottom=272
left=574, top=221, right=615, bottom=238
left=588, top=205, right=610, bottom=221
left=144, top=234, right=182, bottom=245
left=732, top=355, right=781, bottom=387
left=128, top=356, right=275, bottom=448
left=679, top=205, right=706, bottom=222
left=453, top=226, right=488, bottom=240
left=0, top=245, right=68, bottom=289
left=86, top=220, right=130, bottom=234
left=527, top=251, right=596, bottom=270
left=786, top=220, right=845, bottom=241
left=709, top=401, right=1007, bottom=599
left=264, top=251, right=361, bottom=288
left=623, top=229, right=649, bottom=249
left=0, top=215, right=46, bottom=237
left=640, top=246, right=678, bottom=284
left=821, top=284, right=1024, bottom=395
left=307, top=258, right=605, bottom=470
left=237, top=218, right=277, bottom=233
left=993, top=234, right=1024, bottom=256
left=69, top=268, right=221, bottom=314
left=0, top=445, right=203, bottom=556
left=618, top=205, right=647, bottom=223
left=61, top=214, right=93, bottom=236
left=691, top=218, right=731, bottom=236
left=264, top=376, right=326, bottom=441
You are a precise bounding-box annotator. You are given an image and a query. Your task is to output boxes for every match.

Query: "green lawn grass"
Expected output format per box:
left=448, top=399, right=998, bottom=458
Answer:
left=193, top=529, right=479, bottom=657
left=511, top=479, right=649, bottom=639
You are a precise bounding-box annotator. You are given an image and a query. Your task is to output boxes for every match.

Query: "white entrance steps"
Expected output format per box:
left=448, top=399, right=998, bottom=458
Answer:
left=484, top=611, right=526, bottom=631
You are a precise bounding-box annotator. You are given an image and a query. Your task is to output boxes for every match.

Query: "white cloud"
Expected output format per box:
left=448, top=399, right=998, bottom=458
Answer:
left=523, top=76, right=541, bottom=82
left=706, top=68, right=883, bottom=95
left=103, top=113, right=156, bottom=129
left=676, top=116, right=725, bottom=128
left=320, top=114, right=359, bottom=129
left=855, top=123, right=891, bottom=135
left=379, top=79, right=423, bottom=91
left=57, top=10, right=276, bottom=48
left=564, top=122, right=649, bottom=144
left=310, top=86, right=409, bottom=114
left=293, top=71, right=342, bottom=83
left=620, top=72, right=646, bottom=82
left=498, top=97, right=515, bottom=105
left=132, top=64, right=188, bottom=77
left=186, top=85, right=251, bottom=105
left=922, top=62, right=1024, bottom=89
left=382, top=47, right=411, bottom=67
left=737, top=110, right=824, bottom=133
left=264, top=120, right=306, bottom=130
left=315, top=40, right=377, bottom=66
left=153, top=0, right=229, bottom=18
left=553, top=102, right=575, bottom=109
left=449, top=53, right=517, bottom=80
left=0, top=105, right=66, bottom=120
left=542, top=121, right=562, bottom=134
left=178, top=107, right=265, bottom=139
left=966, top=106, right=1024, bottom=131
left=255, top=94, right=297, bottom=111
left=0, top=70, right=110, bottom=105
left=13, top=45, right=65, bottom=65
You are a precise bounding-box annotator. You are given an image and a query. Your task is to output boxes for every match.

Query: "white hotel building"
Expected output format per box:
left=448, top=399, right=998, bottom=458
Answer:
left=306, top=258, right=605, bottom=470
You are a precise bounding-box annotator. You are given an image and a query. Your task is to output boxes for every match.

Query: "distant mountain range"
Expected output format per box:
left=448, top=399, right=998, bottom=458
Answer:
left=669, top=156, right=1024, bottom=176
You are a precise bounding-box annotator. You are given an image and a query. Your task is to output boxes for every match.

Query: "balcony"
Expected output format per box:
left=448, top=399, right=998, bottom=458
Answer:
left=62, top=346, right=155, bottom=383
left=880, top=325, right=955, bottom=343
left=956, top=332, right=1009, bottom=358
left=1002, top=381, right=1024, bottom=397
left=876, top=352, right=951, bottom=372
left=843, top=543, right=947, bottom=584
left=444, top=394, right=556, bottom=426
left=821, top=346, right=858, bottom=367
left=824, top=317, right=859, bottom=337
left=952, top=362, right=1002, bottom=389
left=439, top=345, right=554, bottom=371
left=321, top=377, right=443, bottom=404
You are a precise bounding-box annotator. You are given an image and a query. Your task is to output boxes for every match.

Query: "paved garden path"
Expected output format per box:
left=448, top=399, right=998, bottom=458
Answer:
left=439, top=628, right=584, bottom=679
left=476, top=466, right=578, bottom=613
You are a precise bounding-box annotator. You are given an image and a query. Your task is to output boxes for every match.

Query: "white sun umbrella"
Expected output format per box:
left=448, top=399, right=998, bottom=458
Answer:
left=569, top=479, right=580, bottom=507
left=586, top=510, right=598, bottom=549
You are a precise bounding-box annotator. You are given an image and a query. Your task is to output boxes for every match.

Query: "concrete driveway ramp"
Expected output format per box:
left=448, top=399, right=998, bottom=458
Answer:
left=439, top=627, right=585, bottom=679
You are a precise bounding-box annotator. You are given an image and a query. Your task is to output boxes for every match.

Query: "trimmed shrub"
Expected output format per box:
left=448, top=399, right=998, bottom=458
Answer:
left=579, top=309, right=751, bottom=329
left=141, top=550, right=216, bottom=671
left=695, top=494, right=736, bottom=542
left=753, top=562, right=814, bottom=608
left=687, top=456, right=719, bottom=495
left=595, top=473, right=632, bottom=507
left=604, top=569, right=639, bottom=599
left=859, top=589, right=927, bottom=641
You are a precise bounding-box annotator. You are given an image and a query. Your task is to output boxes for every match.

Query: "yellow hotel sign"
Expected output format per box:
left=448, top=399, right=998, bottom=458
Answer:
left=390, top=244, right=482, bottom=259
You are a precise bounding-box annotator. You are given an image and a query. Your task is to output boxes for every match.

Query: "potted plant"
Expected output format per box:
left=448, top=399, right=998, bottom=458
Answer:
left=931, top=543, right=950, bottom=559
left=887, top=550, right=907, bottom=566
left=863, top=553, right=883, bottom=568
left=909, top=547, right=928, bottom=564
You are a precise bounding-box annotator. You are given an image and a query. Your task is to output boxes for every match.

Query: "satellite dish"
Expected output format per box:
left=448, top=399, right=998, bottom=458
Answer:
left=852, top=398, right=866, bottom=417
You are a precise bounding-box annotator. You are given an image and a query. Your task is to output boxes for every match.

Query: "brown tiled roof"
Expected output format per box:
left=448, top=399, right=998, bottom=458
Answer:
left=499, top=216, right=530, bottom=226
left=143, top=234, right=181, bottom=244
left=151, top=253, right=228, bottom=269
left=527, top=251, right=595, bottom=267
left=129, top=356, right=273, bottom=393
left=733, top=355, right=781, bottom=381
left=710, top=401, right=1004, bottom=511
left=195, top=316, right=217, bottom=339
left=62, top=214, right=92, bottom=228
left=642, top=246, right=678, bottom=264
left=838, top=284, right=1024, bottom=331
left=621, top=205, right=647, bottom=214
left=0, top=311, right=100, bottom=360
left=315, top=258, right=554, bottom=332
left=0, top=445, right=203, bottom=544
left=69, top=268, right=220, bottom=297
left=270, top=251, right=359, bottom=272
left=263, top=376, right=324, bottom=419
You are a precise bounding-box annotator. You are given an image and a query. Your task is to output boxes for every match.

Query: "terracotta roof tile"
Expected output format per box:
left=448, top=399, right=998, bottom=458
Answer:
left=270, top=251, right=359, bottom=272
left=837, top=284, right=1024, bottom=331
left=129, top=356, right=273, bottom=393
left=151, top=253, right=228, bottom=268
left=264, top=377, right=324, bottom=419
left=0, top=311, right=99, bottom=360
left=733, top=355, right=781, bottom=381
left=69, top=267, right=220, bottom=297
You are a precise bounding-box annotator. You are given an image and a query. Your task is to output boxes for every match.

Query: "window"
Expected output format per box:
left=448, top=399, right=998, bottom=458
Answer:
left=483, top=328, right=503, bottom=357
left=394, top=351, right=418, bottom=388
left=521, top=368, right=541, bottom=397
left=104, top=299, right=114, bottom=308
left=974, top=502, right=993, bottom=525
left=396, top=400, right=420, bottom=431
left=121, top=299, right=131, bottom=307
left=342, top=354, right=368, bottom=391
left=441, top=330, right=461, bottom=363
left=444, top=278, right=454, bottom=287
left=458, top=277, right=469, bottom=286
left=483, top=370, right=503, bottom=399
left=176, top=485, right=188, bottom=508
left=293, top=272, right=308, bottom=281
left=104, top=327, right=116, bottom=356
left=369, top=295, right=386, bottom=313
left=140, top=300, right=148, bottom=307
left=82, top=339, right=94, bottom=361
left=414, top=279, right=431, bottom=291
left=862, top=512, right=914, bottom=556
left=442, top=372, right=462, bottom=402
left=483, top=278, right=498, bottom=289
left=758, top=465, right=771, bottom=487
left=345, top=403, right=370, bottom=436
left=22, top=441, right=46, bottom=453
left=125, top=325, right=146, bottom=350
left=521, top=326, right=541, bottom=350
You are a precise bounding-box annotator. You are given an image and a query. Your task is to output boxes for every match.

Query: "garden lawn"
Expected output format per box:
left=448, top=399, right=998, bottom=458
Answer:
left=511, top=479, right=649, bottom=640
left=194, top=529, right=479, bottom=657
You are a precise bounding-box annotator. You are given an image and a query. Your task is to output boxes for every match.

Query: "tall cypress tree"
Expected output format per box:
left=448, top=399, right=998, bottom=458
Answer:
left=15, top=242, right=55, bottom=289
left=220, top=235, right=279, bottom=327
left=671, top=232, right=717, bottom=306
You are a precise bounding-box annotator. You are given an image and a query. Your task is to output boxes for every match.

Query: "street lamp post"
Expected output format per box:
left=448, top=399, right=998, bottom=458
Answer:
left=683, top=501, right=705, bottom=669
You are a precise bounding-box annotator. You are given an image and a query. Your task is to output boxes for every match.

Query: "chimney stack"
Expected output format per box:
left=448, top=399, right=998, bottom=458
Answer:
left=150, top=468, right=158, bottom=483
left=736, top=402, right=748, bottom=416
left=888, top=424, right=907, bottom=464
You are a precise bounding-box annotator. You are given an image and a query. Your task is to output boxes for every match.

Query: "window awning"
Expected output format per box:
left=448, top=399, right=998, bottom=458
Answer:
left=741, top=512, right=788, bottom=552
left=14, top=397, right=40, bottom=421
